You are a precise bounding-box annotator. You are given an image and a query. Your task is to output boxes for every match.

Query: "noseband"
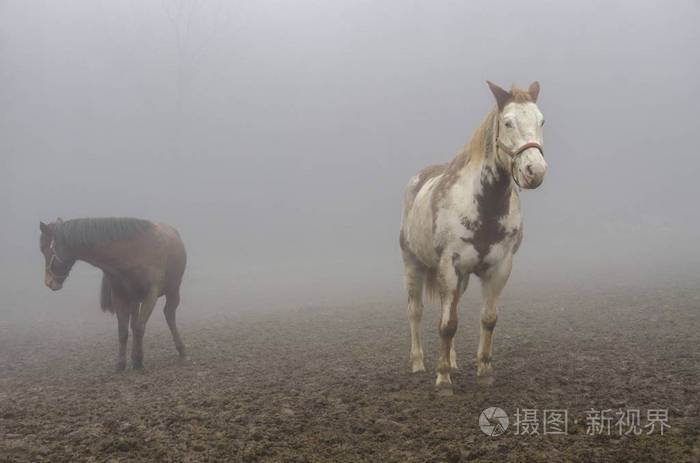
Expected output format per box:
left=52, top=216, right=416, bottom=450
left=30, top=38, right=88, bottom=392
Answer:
left=495, top=119, right=544, bottom=188
left=496, top=140, right=544, bottom=159
left=46, top=239, right=71, bottom=279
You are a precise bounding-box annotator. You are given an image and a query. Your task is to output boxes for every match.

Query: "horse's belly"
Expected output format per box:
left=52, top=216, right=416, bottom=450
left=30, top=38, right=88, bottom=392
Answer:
left=452, top=218, right=522, bottom=275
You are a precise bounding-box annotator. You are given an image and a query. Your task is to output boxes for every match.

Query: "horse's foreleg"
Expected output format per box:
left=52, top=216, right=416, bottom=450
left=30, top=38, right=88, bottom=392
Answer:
left=113, top=293, right=130, bottom=373
left=404, top=262, right=426, bottom=373
left=477, top=255, right=512, bottom=385
left=436, top=256, right=467, bottom=394
left=131, top=289, right=158, bottom=370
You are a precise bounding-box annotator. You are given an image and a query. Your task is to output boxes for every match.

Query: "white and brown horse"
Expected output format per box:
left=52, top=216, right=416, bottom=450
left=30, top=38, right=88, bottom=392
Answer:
left=39, top=217, right=187, bottom=371
left=399, top=81, right=547, bottom=394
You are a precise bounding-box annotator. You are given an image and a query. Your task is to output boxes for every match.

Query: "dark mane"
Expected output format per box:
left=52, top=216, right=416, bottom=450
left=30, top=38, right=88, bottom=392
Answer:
left=54, top=218, right=153, bottom=249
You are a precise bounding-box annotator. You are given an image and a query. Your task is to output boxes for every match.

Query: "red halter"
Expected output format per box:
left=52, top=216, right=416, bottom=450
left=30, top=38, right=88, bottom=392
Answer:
left=496, top=140, right=544, bottom=158
left=494, top=117, right=544, bottom=187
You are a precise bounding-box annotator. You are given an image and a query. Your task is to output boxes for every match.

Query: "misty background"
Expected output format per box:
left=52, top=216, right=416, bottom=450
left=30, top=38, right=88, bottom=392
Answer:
left=2, top=0, right=699, bottom=321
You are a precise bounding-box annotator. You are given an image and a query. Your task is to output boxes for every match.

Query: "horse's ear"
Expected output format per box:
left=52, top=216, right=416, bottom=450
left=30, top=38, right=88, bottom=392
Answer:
left=40, top=221, right=50, bottom=234
left=487, top=81, right=512, bottom=111
left=56, top=217, right=64, bottom=224
left=528, top=81, right=540, bottom=102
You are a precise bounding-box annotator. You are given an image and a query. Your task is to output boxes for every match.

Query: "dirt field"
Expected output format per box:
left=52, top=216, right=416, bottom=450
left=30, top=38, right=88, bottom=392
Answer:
left=1, top=282, right=698, bottom=462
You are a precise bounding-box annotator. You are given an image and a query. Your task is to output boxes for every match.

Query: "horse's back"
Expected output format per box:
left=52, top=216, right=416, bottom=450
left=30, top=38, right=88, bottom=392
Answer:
left=400, top=164, right=447, bottom=268
left=402, top=164, right=446, bottom=214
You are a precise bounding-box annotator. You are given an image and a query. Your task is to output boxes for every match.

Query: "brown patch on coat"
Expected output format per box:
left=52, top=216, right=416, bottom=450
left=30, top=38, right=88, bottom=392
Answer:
left=460, top=216, right=479, bottom=231
left=439, top=269, right=465, bottom=339
left=467, top=164, right=512, bottom=269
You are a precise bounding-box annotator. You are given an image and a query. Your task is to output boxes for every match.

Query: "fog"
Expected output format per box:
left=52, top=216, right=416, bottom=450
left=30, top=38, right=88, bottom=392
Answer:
left=2, top=0, right=699, bottom=320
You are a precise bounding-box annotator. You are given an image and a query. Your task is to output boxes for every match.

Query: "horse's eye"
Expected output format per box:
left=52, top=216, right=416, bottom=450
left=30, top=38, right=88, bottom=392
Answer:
left=540, top=119, right=545, bottom=127
left=504, top=121, right=513, bottom=128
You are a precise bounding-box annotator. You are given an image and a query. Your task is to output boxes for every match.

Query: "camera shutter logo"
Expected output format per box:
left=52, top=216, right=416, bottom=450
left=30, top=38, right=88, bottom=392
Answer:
left=480, top=407, right=509, bottom=436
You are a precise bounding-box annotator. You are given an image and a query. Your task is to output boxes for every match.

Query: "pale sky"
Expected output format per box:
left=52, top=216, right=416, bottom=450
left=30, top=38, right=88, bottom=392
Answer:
left=2, top=0, right=699, bottom=315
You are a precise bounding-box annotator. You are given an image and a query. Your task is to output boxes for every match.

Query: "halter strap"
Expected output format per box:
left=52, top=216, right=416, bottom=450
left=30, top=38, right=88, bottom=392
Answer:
left=46, top=239, right=71, bottom=279
left=497, top=140, right=544, bottom=158
left=493, top=114, right=544, bottom=188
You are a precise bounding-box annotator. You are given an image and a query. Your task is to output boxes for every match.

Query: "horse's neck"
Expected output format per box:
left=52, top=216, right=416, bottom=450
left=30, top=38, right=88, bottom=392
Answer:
left=69, top=244, right=112, bottom=272
left=452, top=108, right=512, bottom=191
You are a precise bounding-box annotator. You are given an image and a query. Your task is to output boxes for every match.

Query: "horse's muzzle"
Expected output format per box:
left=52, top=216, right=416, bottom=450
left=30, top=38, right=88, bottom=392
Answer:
left=521, top=161, right=547, bottom=189
left=45, top=276, right=63, bottom=291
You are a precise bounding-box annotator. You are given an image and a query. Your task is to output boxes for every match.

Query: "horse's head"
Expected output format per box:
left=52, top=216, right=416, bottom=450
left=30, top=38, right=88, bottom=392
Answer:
left=487, top=81, right=547, bottom=189
left=39, top=218, right=75, bottom=291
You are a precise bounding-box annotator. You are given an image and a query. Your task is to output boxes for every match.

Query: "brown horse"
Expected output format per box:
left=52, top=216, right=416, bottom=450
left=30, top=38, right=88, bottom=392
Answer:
left=39, top=217, right=187, bottom=371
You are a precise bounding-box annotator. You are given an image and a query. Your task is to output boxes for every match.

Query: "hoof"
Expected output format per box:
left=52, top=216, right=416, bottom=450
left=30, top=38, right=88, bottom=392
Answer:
left=411, top=363, right=426, bottom=373
left=450, top=364, right=459, bottom=372
left=115, top=363, right=126, bottom=373
left=435, top=373, right=453, bottom=396
left=132, top=361, right=144, bottom=371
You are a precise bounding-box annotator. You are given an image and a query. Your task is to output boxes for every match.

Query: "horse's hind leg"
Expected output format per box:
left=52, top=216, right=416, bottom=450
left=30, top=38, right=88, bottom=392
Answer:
left=404, top=260, right=426, bottom=373
left=164, top=289, right=185, bottom=359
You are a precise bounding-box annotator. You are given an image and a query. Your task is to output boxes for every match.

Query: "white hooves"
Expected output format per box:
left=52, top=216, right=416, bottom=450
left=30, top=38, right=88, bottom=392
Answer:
left=410, top=352, right=425, bottom=373
left=477, top=362, right=495, bottom=386
left=435, top=372, right=453, bottom=395
left=435, top=379, right=454, bottom=396
left=411, top=364, right=426, bottom=373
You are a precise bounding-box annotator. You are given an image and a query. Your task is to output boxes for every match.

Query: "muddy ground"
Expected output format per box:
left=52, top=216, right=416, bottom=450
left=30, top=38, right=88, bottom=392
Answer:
left=1, top=282, right=698, bottom=462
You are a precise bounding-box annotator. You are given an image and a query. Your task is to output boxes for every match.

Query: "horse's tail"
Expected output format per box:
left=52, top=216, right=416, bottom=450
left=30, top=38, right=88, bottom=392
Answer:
left=424, top=267, right=439, bottom=302
left=100, top=273, right=114, bottom=313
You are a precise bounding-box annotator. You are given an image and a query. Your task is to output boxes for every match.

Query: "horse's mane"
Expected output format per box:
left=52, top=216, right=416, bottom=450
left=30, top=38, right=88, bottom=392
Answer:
left=54, top=218, right=153, bottom=248
left=509, top=85, right=533, bottom=104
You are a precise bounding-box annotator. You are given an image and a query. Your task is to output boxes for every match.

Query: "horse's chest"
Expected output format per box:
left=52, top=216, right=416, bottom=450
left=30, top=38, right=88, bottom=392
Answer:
left=444, top=182, right=522, bottom=273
